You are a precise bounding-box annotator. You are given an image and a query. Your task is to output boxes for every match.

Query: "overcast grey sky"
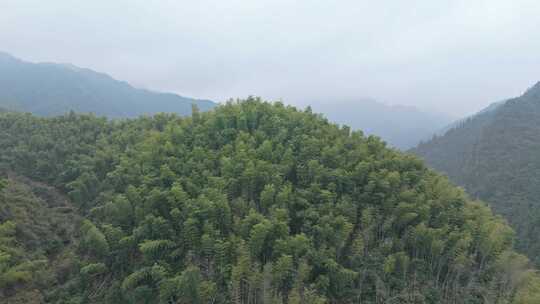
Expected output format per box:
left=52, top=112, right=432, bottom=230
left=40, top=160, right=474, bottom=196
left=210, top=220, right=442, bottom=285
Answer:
left=1, top=0, right=540, bottom=116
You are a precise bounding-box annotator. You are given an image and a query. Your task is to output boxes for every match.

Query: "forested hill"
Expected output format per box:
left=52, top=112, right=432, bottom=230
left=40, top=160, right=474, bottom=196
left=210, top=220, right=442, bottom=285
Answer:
left=1, top=99, right=540, bottom=303
left=0, top=52, right=216, bottom=117
left=412, top=82, right=540, bottom=266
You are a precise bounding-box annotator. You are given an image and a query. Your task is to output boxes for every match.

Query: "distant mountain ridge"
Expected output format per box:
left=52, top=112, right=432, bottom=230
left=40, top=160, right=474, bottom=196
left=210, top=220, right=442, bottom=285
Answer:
left=411, top=81, right=540, bottom=265
left=433, top=99, right=508, bottom=137
left=0, top=52, right=216, bottom=117
left=312, top=99, right=453, bottom=149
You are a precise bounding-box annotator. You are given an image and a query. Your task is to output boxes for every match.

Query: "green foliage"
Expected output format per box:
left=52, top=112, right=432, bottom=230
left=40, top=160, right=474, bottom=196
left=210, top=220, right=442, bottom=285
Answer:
left=160, top=266, right=217, bottom=304
left=272, top=255, right=295, bottom=300
left=0, top=219, right=47, bottom=293
left=0, top=177, right=79, bottom=302
left=413, top=82, right=540, bottom=266
left=139, top=239, right=174, bottom=261
left=1, top=98, right=540, bottom=303
left=80, top=220, right=109, bottom=258
left=0, top=178, right=7, bottom=192
left=80, top=263, right=107, bottom=277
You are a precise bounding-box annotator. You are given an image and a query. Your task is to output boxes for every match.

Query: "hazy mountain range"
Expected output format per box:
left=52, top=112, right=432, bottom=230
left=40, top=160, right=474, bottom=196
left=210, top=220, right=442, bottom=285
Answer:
left=312, top=99, right=453, bottom=149
left=0, top=52, right=216, bottom=118
left=0, top=52, right=454, bottom=149
left=2, top=51, right=540, bottom=302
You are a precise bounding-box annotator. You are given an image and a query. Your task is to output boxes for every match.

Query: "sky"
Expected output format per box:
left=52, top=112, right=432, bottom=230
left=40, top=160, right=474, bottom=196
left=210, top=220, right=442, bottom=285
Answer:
left=1, top=0, right=540, bottom=117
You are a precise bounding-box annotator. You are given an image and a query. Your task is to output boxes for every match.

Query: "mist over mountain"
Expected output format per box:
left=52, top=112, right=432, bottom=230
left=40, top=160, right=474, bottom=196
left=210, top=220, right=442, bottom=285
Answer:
left=0, top=52, right=216, bottom=118
left=312, top=99, right=453, bottom=149
left=412, top=82, right=540, bottom=265
left=434, top=99, right=509, bottom=137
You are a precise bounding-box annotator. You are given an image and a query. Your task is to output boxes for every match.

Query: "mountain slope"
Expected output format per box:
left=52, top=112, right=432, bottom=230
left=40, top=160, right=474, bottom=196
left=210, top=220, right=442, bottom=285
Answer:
left=1, top=99, right=540, bottom=303
left=312, top=99, right=452, bottom=149
left=412, top=82, right=540, bottom=265
left=0, top=52, right=216, bottom=118
left=434, top=99, right=508, bottom=137
left=0, top=176, right=80, bottom=303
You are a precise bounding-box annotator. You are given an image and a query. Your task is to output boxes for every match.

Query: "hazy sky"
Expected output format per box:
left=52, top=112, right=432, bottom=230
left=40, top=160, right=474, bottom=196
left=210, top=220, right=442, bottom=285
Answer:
left=2, top=0, right=540, bottom=117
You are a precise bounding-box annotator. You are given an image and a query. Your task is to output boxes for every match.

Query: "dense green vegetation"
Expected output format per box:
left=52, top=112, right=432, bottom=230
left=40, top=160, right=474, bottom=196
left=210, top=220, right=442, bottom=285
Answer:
left=0, top=176, right=80, bottom=303
left=1, top=99, right=540, bottom=303
left=413, top=82, right=540, bottom=266
left=0, top=52, right=216, bottom=118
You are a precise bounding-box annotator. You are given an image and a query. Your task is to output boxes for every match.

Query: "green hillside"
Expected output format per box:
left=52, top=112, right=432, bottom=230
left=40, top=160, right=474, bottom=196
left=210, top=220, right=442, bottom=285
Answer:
left=412, top=82, right=540, bottom=266
left=0, top=176, right=80, bottom=303
left=0, top=52, right=215, bottom=118
left=1, top=99, right=540, bottom=303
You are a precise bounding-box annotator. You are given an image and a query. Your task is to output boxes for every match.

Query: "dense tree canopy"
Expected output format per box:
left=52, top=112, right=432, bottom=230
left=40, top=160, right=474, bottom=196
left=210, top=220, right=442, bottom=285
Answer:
left=413, top=82, right=540, bottom=266
left=0, top=176, right=80, bottom=303
left=1, top=98, right=540, bottom=303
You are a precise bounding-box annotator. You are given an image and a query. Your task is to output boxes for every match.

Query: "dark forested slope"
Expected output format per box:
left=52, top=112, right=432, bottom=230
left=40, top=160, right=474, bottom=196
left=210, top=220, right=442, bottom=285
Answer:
left=0, top=52, right=215, bottom=118
left=1, top=99, right=540, bottom=303
left=412, top=82, right=540, bottom=266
